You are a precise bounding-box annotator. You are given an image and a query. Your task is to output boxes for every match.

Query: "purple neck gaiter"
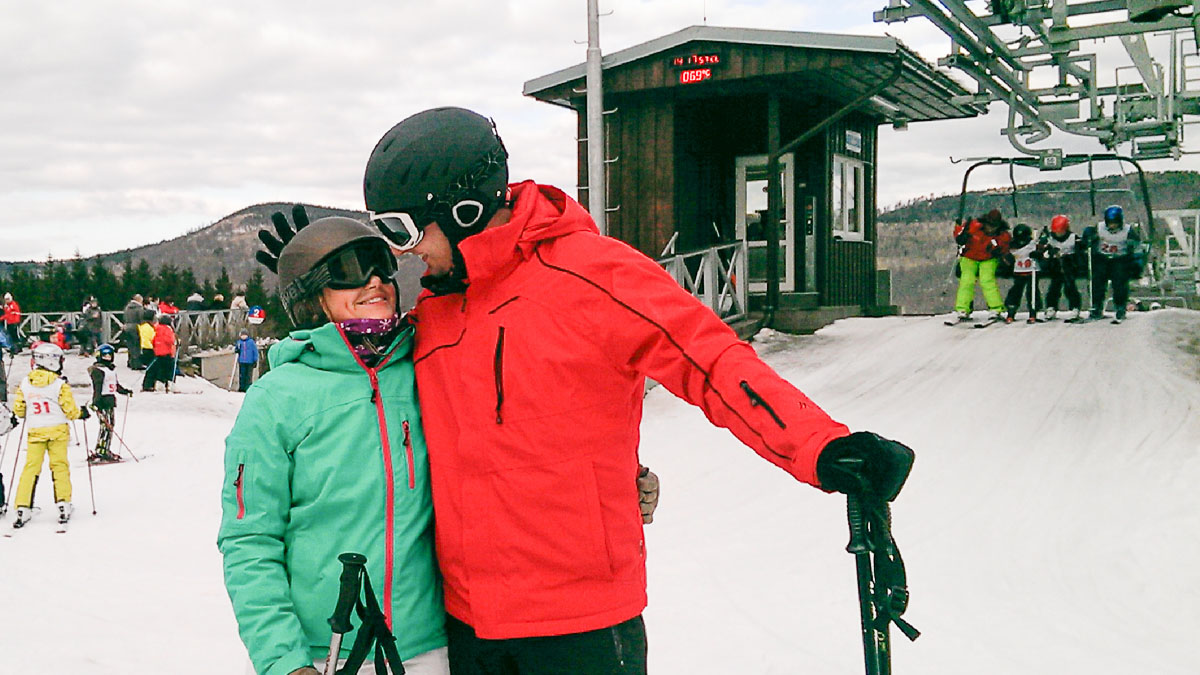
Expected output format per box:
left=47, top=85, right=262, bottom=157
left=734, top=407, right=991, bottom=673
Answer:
left=337, top=315, right=405, bottom=367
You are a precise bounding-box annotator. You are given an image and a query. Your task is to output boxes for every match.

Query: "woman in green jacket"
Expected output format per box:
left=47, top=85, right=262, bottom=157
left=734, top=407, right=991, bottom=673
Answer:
left=218, top=217, right=447, bottom=675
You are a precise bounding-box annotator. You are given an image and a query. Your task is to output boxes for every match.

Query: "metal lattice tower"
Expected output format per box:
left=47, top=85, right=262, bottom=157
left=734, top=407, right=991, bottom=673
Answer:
left=875, top=0, right=1200, bottom=162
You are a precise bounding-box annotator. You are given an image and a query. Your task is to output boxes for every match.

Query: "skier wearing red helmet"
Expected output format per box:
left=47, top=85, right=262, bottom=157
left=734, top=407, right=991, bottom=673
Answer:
left=1040, top=215, right=1084, bottom=321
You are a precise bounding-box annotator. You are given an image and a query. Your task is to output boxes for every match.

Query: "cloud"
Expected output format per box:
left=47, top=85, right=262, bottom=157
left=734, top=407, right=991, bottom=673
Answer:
left=0, top=1, right=1195, bottom=260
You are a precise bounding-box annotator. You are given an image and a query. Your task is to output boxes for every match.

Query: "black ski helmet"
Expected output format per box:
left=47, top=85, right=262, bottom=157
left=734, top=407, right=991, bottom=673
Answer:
left=1012, top=223, right=1033, bottom=246
left=363, top=107, right=509, bottom=247
left=277, top=216, right=399, bottom=328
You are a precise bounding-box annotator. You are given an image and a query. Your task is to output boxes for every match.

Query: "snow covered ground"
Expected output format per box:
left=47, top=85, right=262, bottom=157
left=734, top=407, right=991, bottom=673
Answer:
left=2, top=309, right=1198, bottom=674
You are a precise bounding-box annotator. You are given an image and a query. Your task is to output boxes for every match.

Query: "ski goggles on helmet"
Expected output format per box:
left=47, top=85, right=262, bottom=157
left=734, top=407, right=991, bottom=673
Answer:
left=369, top=211, right=429, bottom=251
left=370, top=198, right=492, bottom=250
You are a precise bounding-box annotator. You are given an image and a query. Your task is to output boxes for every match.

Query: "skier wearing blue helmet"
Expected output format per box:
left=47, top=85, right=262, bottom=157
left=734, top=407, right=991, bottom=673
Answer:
left=88, top=343, right=132, bottom=462
left=1084, top=205, right=1142, bottom=322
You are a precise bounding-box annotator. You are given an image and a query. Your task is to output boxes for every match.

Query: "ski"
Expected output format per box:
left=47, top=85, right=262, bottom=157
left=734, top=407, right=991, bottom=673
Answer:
left=973, top=318, right=999, bottom=329
left=56, top=520, right=69, bottom=534
left=1111, top=318, right=1124, bottom=325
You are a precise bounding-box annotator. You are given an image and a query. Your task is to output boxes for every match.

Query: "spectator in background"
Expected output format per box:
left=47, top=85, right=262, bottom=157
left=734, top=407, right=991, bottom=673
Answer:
left=234, top=329, right=258, bottom=392
left=138, top=311, right=156, bottom=370
left=158, top=298, right=180, bottom=315
left=186, top=291, right=206, bottom=312
left=211, top=293, right=226, bottom=310
left=123, top=294, right=145, bottom=369
left=142, top=315, right=178, bottom=393
left=3, top=292, right=20, bottom=354
left=145, top=296, right=158, bottom=313
left=229, top=288, right=248, bottom=313
left=80, top=296, right=103, bottom=354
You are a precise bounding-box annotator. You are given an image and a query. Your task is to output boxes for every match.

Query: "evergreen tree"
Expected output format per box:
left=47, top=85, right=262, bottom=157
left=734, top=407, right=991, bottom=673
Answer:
left=155, top=262, right=183, bottom=307
left=69, top=257, right=90, bottom=308
left=124, top=259, right=154, bottom=300
left=201, top=278, right=218, bottom=308
left=214, top=266, right=233, bottom=300
left=179, top=268, right=199, bottom=302
left=244, top=268, right=268, bottom=306
left=90, top=260, right=121, bottom=310
left=44, top=260, right=70, bottom=312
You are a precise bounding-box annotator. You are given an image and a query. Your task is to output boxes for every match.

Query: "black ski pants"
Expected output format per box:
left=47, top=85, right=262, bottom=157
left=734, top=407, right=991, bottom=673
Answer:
left=446, top=614, right=647, bottom=675
left=1091, top=254, right=1131, bottom=314
left=1045, top=272, right=1081, bottom=311
left=1005, top=274, right=1042, bottom=316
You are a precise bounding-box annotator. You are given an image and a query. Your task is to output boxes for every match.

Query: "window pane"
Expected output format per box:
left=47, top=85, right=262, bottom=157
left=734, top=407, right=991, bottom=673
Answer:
left=832, top=161, right=844, bottom=231
left=849, top=165, right=861, bottom=234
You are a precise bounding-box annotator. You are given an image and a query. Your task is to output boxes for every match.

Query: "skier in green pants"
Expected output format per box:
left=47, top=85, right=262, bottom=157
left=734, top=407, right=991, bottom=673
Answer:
left=950, top=208, right=1012, bottom=324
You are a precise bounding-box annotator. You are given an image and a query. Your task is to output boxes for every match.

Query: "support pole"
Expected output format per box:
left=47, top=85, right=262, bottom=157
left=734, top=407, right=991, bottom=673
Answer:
left=585, top=0, right=607, bottom=235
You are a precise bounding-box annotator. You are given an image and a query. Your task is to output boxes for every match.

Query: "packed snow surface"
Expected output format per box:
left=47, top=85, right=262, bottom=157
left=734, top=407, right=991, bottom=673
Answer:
left=2, top=310, right=1198, bottom=674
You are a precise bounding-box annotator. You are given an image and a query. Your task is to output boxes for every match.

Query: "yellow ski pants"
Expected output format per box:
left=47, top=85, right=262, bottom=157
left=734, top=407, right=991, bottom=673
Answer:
left=15, top=424, right=72, bottom=508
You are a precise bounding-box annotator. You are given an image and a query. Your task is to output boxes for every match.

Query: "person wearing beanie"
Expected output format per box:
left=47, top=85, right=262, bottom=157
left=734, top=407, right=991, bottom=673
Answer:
left=949, top=208, right=1012, bottom=324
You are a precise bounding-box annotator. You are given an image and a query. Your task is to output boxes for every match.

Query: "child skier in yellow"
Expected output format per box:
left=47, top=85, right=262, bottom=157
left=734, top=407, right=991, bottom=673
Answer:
left=11, top=342, right=89, bottom=528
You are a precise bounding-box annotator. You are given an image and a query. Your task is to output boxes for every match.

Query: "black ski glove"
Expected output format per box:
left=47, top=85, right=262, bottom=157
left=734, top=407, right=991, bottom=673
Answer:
left=255, top=204, right=310, bottom=273
left=953, top=227, right=971, bottom=246
left=816, top=432, right=914, bottom=502
left=8, top=414, right=16, bottom=429
left=78, top=407, right=91, bottom=420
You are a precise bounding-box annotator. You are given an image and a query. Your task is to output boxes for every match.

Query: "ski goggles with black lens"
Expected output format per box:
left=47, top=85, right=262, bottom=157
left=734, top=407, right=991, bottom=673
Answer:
left=315, top=240, right=398, bottom=290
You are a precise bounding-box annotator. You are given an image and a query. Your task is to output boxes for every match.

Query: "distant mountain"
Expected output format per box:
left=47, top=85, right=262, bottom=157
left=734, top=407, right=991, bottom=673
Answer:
left=880, top=170, right=1200, bottom=224
left=0, top=203, right=367, bottom=284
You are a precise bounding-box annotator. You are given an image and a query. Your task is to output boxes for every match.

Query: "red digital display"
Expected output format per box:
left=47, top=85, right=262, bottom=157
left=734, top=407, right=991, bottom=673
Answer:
left=671, top=53, right=721, bottom=68
left=679, top=68, right=713, bottom=84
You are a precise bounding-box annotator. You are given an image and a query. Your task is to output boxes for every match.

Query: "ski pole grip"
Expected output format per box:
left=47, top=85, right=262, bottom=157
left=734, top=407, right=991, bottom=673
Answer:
left=845, top=494, right=869, bottom=554
left=329, top=552, right=367, bottom=634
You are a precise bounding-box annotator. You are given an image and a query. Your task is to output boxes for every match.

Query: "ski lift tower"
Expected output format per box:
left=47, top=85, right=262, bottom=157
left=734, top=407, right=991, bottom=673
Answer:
left=874, top=0, right=1200, bottom=162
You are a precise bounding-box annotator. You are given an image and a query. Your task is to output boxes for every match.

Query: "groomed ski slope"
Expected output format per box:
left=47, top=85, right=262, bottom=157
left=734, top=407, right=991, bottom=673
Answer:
left=2, top=309, right=1198, bottom=674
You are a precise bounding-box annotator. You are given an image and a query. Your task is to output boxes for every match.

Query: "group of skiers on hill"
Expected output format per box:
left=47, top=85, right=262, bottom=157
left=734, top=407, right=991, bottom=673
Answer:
left=950, top=204, right=1144, bottom=325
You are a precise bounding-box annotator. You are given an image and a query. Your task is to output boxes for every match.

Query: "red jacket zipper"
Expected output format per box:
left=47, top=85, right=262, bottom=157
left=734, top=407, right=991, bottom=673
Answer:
left=366, top=368, right=396, bottom=628
left=336, top=324, right=401, bottom=629
left=234, top=463, right=245, bottom=520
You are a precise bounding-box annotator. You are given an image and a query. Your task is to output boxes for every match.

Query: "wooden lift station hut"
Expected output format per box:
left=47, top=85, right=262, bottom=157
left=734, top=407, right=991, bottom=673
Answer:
left=524, top=26, right=981, bottom=330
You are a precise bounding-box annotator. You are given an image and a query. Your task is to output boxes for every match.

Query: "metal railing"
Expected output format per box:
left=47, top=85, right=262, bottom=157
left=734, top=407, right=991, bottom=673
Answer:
left=656, top=241, right=748, bottom=323
left=14, top=309, right=250, bottom=351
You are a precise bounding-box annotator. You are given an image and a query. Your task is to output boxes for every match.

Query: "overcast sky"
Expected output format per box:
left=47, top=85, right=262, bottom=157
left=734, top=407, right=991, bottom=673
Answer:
left=1, top=0, right=1195, bottom=261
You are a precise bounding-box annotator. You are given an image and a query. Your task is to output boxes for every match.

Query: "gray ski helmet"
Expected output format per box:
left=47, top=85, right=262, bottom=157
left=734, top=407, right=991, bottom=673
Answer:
left=363, top=107, right=509, bottom=246
left=277, top=216, right=398, bottom=328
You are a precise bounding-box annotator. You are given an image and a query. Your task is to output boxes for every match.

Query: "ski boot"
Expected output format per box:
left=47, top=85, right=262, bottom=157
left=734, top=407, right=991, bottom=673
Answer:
left=56, top=502, right=72, bottom=524
left=12, top=507, right=31, bottom=528
left=1045, top=308, right=1057, bottom=320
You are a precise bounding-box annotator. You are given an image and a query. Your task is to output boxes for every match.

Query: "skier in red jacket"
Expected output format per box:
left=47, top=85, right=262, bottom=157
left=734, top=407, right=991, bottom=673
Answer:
left=356, top=108, right=915, bottom=674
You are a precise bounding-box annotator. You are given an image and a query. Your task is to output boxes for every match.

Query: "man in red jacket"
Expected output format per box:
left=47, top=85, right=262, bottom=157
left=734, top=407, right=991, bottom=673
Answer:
left=262, top=108, right=914, bottom=674
left=357, top=108, right=914, bottom=674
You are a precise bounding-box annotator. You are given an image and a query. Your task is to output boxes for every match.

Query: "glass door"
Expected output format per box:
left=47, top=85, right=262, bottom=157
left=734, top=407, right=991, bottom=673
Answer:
left=735, top=154, right=795, bottom=293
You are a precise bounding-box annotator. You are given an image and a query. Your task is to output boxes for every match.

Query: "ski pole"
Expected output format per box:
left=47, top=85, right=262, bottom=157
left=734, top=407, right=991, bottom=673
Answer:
left=841, top=461, right=919, bottom=675
left=120, top=392, right=129, bottom=440
left=101, top=416, right=141, bottom=462
left=5, top=417, right=27, bottom=512
left=325, top=552, right=367, bottom=675
left=81, top=413, right=96, bottom=515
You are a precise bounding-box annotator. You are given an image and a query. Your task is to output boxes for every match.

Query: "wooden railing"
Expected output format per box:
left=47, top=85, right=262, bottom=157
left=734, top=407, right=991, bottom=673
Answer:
left=656, top=241, right=749, bottom=323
